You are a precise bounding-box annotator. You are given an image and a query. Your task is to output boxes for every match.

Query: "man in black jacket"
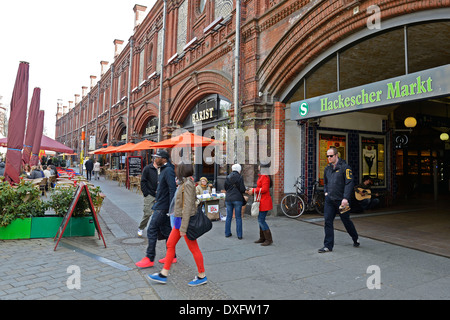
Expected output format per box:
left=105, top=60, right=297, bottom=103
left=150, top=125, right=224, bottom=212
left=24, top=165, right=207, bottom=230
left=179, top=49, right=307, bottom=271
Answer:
left=319, top=147, right=359, bottom=253
left=136, top=149, right=176, bottom=268
left=137, top=159, right=159, bottom=237
left=84, top=158, right=94, bottom=181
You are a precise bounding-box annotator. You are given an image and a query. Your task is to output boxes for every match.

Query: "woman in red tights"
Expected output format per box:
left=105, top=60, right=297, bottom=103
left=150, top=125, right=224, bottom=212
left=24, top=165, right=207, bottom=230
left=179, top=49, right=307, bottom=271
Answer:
left=148, top=163, right=207, bottom=286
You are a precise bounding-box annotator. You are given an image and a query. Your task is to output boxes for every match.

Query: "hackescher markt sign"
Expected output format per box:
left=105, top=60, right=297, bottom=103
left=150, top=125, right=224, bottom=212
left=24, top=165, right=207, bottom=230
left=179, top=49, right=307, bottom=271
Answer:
left=291, top=64, right=450, bottom=121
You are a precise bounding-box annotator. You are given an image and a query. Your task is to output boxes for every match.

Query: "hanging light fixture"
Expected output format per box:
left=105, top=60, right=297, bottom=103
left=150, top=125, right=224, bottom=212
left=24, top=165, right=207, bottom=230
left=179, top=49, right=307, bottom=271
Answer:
left=404, top=116, right=417, bottom=128
left=440, top=132, right=449, bottom=141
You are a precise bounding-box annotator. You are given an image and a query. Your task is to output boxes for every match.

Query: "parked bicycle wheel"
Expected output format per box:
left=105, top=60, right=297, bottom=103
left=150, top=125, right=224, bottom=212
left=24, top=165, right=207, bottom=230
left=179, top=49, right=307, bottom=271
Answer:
left=280, top=194, right=305, bottom=218
left=313, top=192, right=325, bottom=215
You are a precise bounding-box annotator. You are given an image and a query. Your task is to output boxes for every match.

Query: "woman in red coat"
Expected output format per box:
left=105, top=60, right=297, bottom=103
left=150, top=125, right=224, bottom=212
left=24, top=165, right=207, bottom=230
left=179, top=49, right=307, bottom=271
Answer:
left=247, top=163, right=273, bottom=246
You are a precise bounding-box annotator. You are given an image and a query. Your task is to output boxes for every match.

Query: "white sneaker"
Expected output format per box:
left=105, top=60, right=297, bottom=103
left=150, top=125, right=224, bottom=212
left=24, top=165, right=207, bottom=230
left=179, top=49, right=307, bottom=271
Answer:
left=137, top=229, right=143, bottom=237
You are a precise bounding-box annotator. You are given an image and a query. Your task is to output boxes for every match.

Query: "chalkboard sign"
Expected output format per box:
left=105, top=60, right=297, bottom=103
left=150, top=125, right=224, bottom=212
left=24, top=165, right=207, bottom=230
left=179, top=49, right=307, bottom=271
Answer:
left=127, top=156, right=143, bottom=176
left=54, top=182, right=106, bottom=251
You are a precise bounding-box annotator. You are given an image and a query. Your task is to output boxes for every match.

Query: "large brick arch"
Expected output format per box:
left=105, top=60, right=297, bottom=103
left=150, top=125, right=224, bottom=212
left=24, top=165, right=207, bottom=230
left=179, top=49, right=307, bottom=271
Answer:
left=258, top=0, right=449, bottom=99
left=134, top=103, right=159, bottom=135
left=169, top=70, right=233, bottom=125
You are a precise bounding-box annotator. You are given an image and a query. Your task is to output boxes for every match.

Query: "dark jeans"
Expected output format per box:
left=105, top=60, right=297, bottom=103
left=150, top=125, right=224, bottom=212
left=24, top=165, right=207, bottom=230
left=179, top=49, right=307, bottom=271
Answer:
left=145, top=210, right=172, bottom=261
left=361, top=198, right=380, bottom=210
left=86, top=169, right=92, bottom=181
left=323, top=197, right=358, bottom=250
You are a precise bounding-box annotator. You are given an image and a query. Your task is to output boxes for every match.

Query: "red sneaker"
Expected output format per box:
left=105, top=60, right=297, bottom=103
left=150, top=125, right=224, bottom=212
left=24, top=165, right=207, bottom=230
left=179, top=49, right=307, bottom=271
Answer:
left=158, top=257, right=177, bottom=264
left=135, top=257, right=154, bottom=268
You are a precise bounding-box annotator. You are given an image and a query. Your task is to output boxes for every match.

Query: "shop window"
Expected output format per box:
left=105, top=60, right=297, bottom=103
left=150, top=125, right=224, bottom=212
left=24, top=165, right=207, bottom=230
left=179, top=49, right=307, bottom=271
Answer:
left=407, top=21, right=450, bottom=73
left=339, top=28, right=405, bottom=90
left=177, top=0, right=188, bottom=54
left=215, top=0, right=233, bottom=19
left=360, top=135, right=385, bottom=187
left=317, top=131, right=347, bottom=186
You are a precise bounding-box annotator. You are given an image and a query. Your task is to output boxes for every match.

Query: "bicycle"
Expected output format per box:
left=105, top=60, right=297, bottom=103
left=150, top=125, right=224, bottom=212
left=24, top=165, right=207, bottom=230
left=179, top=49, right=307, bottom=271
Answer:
left=280, top=177, right=325, bottom=218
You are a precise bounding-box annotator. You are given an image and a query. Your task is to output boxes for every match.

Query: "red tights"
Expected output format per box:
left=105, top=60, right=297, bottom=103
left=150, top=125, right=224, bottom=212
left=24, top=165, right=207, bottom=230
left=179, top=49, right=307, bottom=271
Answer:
left=164, top=227, right=205, bottom=273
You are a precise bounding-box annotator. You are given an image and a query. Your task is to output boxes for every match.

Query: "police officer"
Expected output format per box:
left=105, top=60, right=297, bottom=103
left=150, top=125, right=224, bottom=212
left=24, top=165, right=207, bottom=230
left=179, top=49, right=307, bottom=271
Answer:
left=319, top=146, right=359, bottom=253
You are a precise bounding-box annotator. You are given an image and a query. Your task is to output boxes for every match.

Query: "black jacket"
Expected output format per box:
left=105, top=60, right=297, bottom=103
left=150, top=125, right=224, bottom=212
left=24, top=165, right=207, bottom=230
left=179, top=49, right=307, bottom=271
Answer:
left=152, top=160, right=176, bottom=211
left=141, top=162, right=159, bottom=197
left=323, top=158, right=354, bottom=201
left=85, top=159, right=94, bottom=171
left=224, top=171, right=246, bottom=202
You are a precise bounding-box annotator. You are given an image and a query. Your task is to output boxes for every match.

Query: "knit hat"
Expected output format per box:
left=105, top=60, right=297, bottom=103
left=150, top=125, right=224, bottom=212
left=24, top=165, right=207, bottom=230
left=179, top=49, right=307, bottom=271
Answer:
left=232, top=163, right=241, bottom=173
left=200, top=177, right=208, bottom=182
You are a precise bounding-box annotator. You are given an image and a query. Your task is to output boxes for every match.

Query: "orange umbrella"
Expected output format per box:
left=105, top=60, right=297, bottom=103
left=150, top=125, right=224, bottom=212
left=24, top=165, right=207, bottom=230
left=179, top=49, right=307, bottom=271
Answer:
left=93, top=145, right=117, bottom=154
left=113, top=142, right=136, bottom=153
left=128, top=139, right=156, bottom=151
left=151, top=131, right=223, bottom=149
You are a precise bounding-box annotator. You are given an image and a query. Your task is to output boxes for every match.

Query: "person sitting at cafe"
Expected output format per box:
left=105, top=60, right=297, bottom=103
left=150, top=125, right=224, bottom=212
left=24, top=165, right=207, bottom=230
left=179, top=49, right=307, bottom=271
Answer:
left=196, top=177, right=212, bottom=206
left=29, top=165, right=44, bottom=179
left=196, top=177, right=211, bottom=195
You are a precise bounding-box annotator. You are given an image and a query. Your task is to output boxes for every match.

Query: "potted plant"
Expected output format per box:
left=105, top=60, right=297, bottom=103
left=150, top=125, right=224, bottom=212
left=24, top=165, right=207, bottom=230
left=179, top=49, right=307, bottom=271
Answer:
left=0, top=179, right=48, bottom=239
left=31, top=184, right=105, bottom=238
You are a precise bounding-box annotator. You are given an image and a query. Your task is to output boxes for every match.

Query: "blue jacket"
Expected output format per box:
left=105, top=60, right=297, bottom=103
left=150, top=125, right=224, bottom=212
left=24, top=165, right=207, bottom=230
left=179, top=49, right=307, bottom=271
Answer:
left=152, top=160, right=176, bottom=211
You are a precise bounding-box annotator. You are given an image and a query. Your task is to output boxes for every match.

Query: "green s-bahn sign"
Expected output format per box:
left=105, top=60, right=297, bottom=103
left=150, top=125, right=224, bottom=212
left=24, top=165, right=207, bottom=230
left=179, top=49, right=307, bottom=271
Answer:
left=291, top=64, right=450, bottom=120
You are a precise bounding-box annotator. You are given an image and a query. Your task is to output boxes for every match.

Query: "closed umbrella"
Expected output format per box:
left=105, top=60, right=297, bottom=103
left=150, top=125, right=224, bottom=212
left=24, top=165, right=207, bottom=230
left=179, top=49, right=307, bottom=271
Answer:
left=30, top=110, right=44, bottom=166
left=22, top=87, right=41, bottom=165
left=4, top=62, right=29, bottom=184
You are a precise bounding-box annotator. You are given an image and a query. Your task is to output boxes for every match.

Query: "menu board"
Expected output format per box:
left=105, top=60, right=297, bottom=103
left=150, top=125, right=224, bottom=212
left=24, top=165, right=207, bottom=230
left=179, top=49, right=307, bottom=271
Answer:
left=127, top=156, right=143, bottom=176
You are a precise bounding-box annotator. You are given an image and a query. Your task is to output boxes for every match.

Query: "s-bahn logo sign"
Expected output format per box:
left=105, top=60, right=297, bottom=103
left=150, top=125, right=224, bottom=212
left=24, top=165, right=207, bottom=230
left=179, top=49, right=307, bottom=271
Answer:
left=291, top=64, right=450, bottom=121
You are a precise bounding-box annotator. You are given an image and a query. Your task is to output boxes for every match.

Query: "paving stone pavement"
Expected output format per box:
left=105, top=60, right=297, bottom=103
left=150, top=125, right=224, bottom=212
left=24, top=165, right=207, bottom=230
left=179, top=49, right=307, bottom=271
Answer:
left=1, top=173, right=449, bottom=303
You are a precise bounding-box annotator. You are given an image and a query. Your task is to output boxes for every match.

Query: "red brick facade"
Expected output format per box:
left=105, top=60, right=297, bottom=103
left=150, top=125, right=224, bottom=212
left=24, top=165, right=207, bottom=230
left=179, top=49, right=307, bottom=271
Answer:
left=55, top=0, right=450, bottom=210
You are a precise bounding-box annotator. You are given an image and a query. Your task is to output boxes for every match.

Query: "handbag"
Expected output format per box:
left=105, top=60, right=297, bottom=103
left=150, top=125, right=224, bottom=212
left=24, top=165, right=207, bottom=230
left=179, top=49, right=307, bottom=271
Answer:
left=186, top=203, right=213, bottom=240
left=251, top=189, right=262, bottom=217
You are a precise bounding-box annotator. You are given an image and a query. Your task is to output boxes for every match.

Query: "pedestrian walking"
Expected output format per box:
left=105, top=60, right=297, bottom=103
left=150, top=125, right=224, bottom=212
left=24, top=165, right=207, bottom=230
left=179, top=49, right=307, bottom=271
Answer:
left=84, top=157, right=94, bottom=181
left=93, top=160, right=101, bottom=180
left=148, top=163, right=207, bottom=286
left=246, top=163, right=273, bottom=246
left=136, top=149, right=176, bottom=268
left=137, top=159, right=159, bottom=237
left=224, top=163, right=246, bottom=239
left=319, top=146, right=360, bottom=253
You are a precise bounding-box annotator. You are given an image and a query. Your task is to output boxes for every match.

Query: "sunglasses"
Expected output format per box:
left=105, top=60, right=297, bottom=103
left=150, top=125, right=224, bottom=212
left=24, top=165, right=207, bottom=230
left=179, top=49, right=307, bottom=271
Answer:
left=326, top=154, right=336, bottom=158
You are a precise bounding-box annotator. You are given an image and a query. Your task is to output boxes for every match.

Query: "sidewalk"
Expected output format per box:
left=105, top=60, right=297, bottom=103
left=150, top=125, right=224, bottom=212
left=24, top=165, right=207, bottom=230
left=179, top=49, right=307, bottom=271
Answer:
left=1, top=172, right=449, bottom=300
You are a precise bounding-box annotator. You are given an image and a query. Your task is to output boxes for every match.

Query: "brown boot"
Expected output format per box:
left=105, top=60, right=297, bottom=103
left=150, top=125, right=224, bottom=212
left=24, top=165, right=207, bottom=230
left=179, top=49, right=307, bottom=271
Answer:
left=261, top=229, right=273, bottom=246
left=254, top=228, right=265, bottom=243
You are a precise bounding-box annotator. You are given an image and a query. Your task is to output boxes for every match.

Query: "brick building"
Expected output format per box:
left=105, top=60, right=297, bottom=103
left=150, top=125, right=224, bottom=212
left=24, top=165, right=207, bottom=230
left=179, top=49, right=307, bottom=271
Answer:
left=56, top=0, right=450, bottom=212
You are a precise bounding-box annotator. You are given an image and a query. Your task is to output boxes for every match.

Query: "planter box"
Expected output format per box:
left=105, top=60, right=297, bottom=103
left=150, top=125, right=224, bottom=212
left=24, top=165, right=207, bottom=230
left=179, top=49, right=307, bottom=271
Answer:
left=0, top=218, right=32, bottom=240
left=30, top=216, right=95, bottom=238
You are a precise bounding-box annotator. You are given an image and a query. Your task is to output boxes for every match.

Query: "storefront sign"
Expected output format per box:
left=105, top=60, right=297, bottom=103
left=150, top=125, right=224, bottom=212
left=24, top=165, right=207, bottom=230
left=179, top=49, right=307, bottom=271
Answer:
left=192, top=106, right=216, bottom=124
left=145, top=125, right=157, bottom=135
left=291, top=64, right=450, bottom=120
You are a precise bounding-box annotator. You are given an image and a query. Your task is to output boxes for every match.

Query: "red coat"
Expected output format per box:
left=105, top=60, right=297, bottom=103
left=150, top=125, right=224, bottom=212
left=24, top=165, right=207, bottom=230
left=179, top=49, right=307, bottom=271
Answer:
left=252, top=174, right=273, bottom=212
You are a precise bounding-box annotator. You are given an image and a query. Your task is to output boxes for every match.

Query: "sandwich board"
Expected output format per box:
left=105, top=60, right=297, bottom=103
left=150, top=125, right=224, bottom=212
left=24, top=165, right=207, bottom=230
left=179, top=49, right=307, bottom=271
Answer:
left=54, top=182, right=106, bottom=251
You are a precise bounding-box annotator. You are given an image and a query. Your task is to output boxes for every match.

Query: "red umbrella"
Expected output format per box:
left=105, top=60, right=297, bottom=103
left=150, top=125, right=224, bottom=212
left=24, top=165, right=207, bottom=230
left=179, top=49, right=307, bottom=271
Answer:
left=0, top=135, right=74, bottom=154
left=4, top=62, right=29, bottom=184
left=22, top=87, right=41, bottom=166
left=30, top=110, right=44, bottom=166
